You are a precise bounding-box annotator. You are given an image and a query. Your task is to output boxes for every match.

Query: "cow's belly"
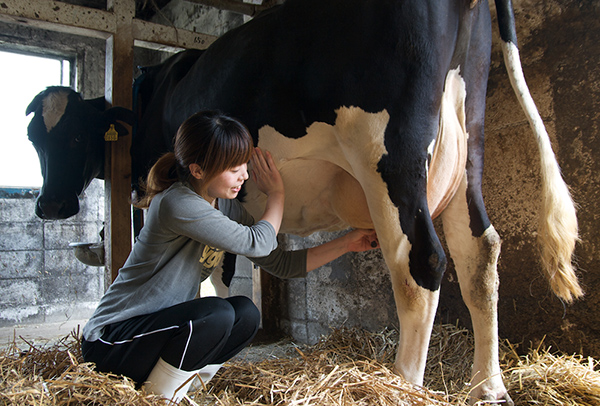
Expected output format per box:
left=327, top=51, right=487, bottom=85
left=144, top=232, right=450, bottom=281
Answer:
left=243, top=157, right=372, bottom=236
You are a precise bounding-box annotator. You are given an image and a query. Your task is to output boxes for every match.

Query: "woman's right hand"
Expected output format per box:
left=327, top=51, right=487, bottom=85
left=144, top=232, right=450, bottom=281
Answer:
left=251, top=147, right=285, bottom=198
left=251, top=147, right=285, bottom=233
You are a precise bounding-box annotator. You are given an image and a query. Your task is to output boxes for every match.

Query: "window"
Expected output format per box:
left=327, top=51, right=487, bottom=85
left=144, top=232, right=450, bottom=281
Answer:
left=0, top=50, right=72, bottom=188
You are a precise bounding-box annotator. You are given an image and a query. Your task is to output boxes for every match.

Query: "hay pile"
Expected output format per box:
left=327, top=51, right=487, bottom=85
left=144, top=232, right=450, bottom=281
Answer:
left=502, top=342, right=600, bottom=405
left=0, top=329, right=167, bottom=405
left=1, top=324, right=599, bottom=405
left=199, top=327, right=456, bottom=405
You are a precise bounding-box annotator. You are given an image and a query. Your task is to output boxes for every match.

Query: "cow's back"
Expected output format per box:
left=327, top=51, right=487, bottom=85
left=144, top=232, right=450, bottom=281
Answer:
left=164, top=0, right=468, bottom=143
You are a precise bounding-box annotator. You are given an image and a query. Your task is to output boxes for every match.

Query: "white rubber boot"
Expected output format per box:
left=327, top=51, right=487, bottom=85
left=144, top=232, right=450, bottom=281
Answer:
left=191, top=363, right=223, bottom=390
left=144, top=358, right=198, bottom=403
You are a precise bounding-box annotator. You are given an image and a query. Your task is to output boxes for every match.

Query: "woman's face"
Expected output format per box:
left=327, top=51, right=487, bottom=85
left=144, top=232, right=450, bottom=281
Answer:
left=204, top=163, right=249, bottom=202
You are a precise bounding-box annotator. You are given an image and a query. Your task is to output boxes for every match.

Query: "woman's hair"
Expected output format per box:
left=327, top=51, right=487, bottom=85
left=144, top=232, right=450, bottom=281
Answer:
left=134, top=110, right=253, bottom=208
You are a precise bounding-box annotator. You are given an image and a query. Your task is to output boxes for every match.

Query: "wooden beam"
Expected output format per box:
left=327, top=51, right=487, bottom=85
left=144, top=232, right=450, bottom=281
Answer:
left=0, top=0, right=114, bottom=39
left=133, top=19, right=216, bottom=51
left=185, top=0, right=277, bottom=16
left=105, top=0, right=135, bottom=281
left=0, top=0, right=216, bottom=50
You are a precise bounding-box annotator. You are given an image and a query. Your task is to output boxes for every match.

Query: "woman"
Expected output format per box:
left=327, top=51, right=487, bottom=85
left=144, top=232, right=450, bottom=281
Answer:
left=82, top=110, right=379, bottom=403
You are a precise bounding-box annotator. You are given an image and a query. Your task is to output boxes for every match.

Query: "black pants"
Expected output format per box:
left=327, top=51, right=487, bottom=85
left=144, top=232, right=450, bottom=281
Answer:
left=82, top=296, right=260, bottom=384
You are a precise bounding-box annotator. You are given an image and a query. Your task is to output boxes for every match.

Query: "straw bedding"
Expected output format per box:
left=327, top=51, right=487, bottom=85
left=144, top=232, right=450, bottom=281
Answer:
left=1, top=324, right=599, bottom=405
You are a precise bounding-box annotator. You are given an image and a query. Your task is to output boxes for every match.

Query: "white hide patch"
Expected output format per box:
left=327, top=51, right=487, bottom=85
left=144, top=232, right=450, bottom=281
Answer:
left=243, top=107, right=393, bottom=236
left=42, top=90, right=69, bottom=133
left=426, top=68, right=469, bottom=219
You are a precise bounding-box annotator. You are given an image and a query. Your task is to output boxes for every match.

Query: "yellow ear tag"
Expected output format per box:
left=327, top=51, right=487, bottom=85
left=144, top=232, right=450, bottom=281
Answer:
left=104, top=124, right=119, bottom=141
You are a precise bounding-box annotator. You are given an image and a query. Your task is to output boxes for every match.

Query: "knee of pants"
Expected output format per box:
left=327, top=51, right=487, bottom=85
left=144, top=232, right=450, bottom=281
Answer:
left=226, top=296, right=260, bottom=330
left=200, top=297, right=238, bottom=335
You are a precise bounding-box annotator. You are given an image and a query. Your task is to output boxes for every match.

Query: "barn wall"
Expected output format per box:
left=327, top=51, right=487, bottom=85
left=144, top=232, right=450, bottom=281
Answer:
left=151, top=0, right=245, bottom=36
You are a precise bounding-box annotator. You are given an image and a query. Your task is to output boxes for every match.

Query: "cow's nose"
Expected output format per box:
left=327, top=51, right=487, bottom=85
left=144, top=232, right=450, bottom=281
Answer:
left=36, top=196, right=80, bottom=219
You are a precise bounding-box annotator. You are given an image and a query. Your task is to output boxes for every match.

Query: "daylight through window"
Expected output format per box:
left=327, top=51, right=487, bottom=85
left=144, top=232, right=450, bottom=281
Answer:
left=0, top=50, right=71, bottom=188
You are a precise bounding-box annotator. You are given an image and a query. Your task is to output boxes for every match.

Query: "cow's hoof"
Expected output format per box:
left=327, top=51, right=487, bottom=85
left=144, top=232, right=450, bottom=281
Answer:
left=70, top=242, right=105, bottom=266
left=470, top=391, right=514, bottom=406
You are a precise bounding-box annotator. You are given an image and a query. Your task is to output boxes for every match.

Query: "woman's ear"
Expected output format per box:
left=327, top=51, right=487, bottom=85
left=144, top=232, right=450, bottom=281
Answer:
left=189, top=163, right=203, bottom=180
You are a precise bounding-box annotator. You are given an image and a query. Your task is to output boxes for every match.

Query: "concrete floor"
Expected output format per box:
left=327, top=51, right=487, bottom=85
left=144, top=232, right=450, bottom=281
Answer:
left=0, top=319, right=87, bottom=349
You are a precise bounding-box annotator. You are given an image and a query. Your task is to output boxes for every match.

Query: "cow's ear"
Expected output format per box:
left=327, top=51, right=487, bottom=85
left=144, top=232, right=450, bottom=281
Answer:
left=26, top=89, right=48, bottom=116
left=104, top=106, right=135, bottom=126
left=102, top=107, right=135, bottom=138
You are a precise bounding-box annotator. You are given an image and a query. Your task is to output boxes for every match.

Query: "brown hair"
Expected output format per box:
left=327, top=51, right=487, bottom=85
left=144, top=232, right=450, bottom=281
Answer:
left=135, top=110, right=253, bottom=208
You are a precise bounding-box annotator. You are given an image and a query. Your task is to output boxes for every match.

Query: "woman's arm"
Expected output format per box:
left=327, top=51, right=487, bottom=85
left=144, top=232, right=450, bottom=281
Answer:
left=250, top=147, right=285, bottom=234
left=249, top=229, right=379, bottom=278
left=305, top=229, right=379, bottom=272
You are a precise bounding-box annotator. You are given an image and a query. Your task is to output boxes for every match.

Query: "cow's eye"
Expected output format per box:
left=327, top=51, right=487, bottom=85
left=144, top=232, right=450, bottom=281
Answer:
left=74, top=135, right=82, bottom=143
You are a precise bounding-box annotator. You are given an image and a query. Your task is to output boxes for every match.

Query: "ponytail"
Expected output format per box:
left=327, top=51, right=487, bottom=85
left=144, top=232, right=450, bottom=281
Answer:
left=134, top=152, right=178, bottom=209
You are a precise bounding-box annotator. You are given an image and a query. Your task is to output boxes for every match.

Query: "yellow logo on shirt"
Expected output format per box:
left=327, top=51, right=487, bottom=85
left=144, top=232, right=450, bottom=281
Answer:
left=200, top=245, right=225, bottom=269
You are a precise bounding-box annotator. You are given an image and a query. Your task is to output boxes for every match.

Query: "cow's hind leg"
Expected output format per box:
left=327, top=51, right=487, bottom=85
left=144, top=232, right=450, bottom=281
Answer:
left=441, top=176, right=512, bottom=405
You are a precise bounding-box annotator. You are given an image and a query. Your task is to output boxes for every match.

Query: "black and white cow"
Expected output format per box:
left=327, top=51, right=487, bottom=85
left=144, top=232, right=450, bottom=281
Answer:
left=26, top=0, right=582, bottom=403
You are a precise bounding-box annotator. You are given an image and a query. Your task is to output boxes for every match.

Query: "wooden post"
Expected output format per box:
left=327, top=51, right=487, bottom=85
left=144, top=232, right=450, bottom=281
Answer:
left=104, top=0, right=134, bottom=282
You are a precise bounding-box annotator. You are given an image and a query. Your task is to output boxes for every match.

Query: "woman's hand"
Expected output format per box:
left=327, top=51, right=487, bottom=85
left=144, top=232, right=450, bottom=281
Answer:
left=251, top=147, right=285, bottom=234
left=250, top=147, right=284, bottom=198
left=305, top=228, right=379, bottom=272
left=344, top=229, right=379, bottom=253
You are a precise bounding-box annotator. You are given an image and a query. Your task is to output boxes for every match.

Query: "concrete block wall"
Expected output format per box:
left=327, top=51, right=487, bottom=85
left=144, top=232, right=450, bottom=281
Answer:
left=278, top=233, right=397, bottom=344
left=0, top=180, right=105, bottom=327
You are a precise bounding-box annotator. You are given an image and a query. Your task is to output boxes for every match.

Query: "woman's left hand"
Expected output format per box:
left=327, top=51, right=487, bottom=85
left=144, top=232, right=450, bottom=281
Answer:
left=345, top=229, right=379, bottom=253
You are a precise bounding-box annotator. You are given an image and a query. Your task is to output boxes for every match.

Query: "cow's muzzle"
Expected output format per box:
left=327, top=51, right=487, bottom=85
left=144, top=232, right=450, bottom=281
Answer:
left=35, top=195, right=80, bottom=219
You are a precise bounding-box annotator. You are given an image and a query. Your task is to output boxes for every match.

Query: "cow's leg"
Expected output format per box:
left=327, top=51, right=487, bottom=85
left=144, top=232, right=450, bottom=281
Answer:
left=333, top=108, right=446, bottom=385
left=366, top=191, right=443, bottom=384
left=441, top=176, right=512, bottom=404
left=436, top=5, right=511, bottom=403
left=389, top=249, right=440, bottom=384
left=356, top=189, right=441, bottom=384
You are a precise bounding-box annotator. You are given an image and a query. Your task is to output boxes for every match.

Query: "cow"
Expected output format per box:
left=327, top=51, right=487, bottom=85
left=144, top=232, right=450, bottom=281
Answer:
left=25, top=0, right=582, bottom=403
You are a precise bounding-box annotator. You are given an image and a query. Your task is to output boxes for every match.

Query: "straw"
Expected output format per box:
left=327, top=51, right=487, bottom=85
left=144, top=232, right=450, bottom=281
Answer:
left=2, top=324, right=599, bottom=406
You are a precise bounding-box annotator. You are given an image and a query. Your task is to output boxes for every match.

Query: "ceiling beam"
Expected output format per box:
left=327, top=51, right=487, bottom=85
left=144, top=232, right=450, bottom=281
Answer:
left=184, top=0, right=279, bottom=16
left=0, top=0, right=217, bottom=50
left=0, top=0, right=114, bottom=39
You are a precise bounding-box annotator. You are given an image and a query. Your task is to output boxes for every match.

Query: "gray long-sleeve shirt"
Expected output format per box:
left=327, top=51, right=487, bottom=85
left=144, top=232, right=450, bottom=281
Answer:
left=83, top=182, right=307, bottom=341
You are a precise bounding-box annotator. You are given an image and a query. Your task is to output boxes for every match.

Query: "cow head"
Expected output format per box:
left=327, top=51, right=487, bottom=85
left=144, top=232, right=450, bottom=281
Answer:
left=26, top=86, right=134, bottom=219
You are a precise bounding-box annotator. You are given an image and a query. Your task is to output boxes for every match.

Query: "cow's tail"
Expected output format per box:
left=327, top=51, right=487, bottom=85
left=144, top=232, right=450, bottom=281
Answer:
left=495, top=0, right=583, bottom=303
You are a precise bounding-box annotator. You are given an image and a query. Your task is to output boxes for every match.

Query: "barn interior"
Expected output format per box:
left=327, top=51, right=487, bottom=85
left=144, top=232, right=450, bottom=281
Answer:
left=0, top=0, right=599, bottom=404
